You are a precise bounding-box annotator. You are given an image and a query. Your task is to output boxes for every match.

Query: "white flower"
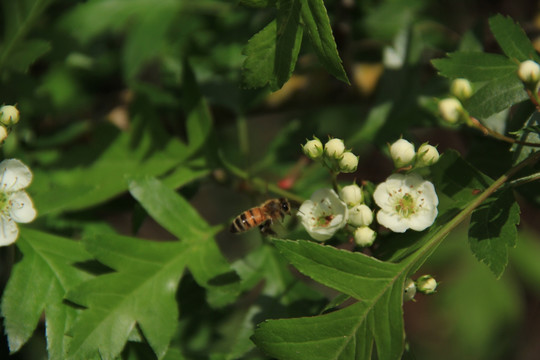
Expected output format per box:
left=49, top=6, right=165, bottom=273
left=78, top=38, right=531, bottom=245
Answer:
left=0, top=159, right=37, bottom=246
left=450, top=78, right=473, bottom=101
left=324, top=138, right=345, bottom=159
left=416, top=275, right=437, bottom=294
left=389, top=139, right=415, bottom=168
left=353, top=226, right=376, bottom=247
left=518, top=60, right=540, bottom=84
left=302, top=138, right=323, bottom=160
left=373, top=173, right=438, bottom=233
left=438, top=98, right=463, bottom=124
left=416, top=143, right=439, bottom=167
left=338, top=151, right=358, bottom=173
left=339, top=184, right=363, bottom=207
left=0, top=105, right=19, bottom=126
left=348, top=204, right=373, bottom=227
left=298, top=188, right=348, bottom=241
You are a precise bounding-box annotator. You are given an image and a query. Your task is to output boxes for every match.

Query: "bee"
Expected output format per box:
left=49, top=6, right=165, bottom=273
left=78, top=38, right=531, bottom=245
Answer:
left=230, top=198, right=291, bottom=235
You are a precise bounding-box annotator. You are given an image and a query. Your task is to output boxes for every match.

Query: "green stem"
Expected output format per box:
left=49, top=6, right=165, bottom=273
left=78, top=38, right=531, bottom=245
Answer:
left=405, top=150, right=540, bottom=271
left=331, top=171, right=339, bottom=194
left=507, top=171, right=540, bottom=188
left=219, top=151, right=305, bottom=204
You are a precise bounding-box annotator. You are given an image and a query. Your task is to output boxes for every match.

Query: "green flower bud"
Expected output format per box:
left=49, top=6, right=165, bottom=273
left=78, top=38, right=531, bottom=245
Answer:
left=416, top=143, right=439, bottom=167
left=324, top=138, right=345, bottom=159
left=339, top=184, right=363, bottom=207
left=0, top=105, right=19, bottom=126
left=302, top=138, right=324, bottom=160
left=390, top=139, right=415, bottom=168
left=416, top=275, right=437, bottom=294
left=353, top=226, right=376, bottom=247
left=339, top=151, right=358, bottom=173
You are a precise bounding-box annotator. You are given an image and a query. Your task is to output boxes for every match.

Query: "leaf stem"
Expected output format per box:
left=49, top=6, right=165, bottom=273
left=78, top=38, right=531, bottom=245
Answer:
left=507, top=171, right=540, bottom=188
left=469, top=117, right=540, bottom=147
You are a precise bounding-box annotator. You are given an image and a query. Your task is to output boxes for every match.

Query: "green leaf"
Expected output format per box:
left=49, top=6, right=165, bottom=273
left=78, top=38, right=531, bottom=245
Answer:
left=253, top=240, right=406, bottom=360
left=431, top=52, right=517, bottom=81
left=241, top=21, right=277, bottom=89
left=128, top=176, right=240, bottom=307
left=489, top=14, right=540, bottom=62
left=5, top=39, right=50, bottom=73
left=239, top=0, right=276, bottom=7
left=1, top=229, right=93, bottom=357
left=468, top=189, right=520, bottom=278
left=300, top=0, right=349, bottom=84
left=65, top=233, right=189, bottom=360
left=466, top=72, right=529, bottom=119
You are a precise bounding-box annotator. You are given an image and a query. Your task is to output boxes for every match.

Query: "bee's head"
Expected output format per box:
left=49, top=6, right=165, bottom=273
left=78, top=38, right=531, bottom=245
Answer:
left=279, top=198, right=291, bottom=215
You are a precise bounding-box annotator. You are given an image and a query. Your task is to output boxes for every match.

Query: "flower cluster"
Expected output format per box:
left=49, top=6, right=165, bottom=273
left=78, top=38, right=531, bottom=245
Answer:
left=0, top=105, right=19, bottom=144
left=437, top=78, right=472, bottom=125
left=388, top=138, right=440, bottom=169
left=302, top=137, right=358, bottom=174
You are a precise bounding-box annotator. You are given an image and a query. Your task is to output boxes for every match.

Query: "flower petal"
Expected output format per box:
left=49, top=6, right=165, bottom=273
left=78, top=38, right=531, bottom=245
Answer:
left=9, top=191, right=37, bottom=223
left=0, top=159, right=33, bottom=192
left=0, top=215, right=19, bottom=246
left=377, top=210, right=409, bottom=233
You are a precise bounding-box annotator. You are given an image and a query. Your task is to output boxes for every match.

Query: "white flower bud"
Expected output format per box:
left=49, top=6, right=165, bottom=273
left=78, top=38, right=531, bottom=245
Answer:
left=348, top=204, right=373, bottom=227
left=302, top=138, right=323, bottom=160
left=339, top=151, right=358, bottom=173
left=438, top=98, right=463, bottom=124
left=353, top=226, right=376, bottom=247
left=389, top=139, right=415, bottom=168
left=0, top=105, right=19, bottom=126
left=450, top=78, right=473, bottom=101
left=416, top=275, right=437, bottom=294
left=0, top=126, right=7, bottom=143
left=339, top=184, right=363, bottom=207
left=518, top=60, right=540, bottom=85
left=403, top=278, right=416, bottom=302
left=324, top=138, right=345, bottom=159
left=415, top=143, right=439, bottom=167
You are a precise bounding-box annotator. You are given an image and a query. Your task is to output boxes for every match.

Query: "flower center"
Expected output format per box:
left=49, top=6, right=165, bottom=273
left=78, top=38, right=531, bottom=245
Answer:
left=395, top=192, right=416, bottom=218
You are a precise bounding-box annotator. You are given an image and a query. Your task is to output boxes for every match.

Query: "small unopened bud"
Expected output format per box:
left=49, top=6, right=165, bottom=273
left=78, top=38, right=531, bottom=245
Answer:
left=416, top=143, right=439, bottom=167
left=339, top=152, right=358, bottom=173
left=390, top=139, right=415, bottom=168
left=416, top=275, right=437, bottom=294
left=518, top=60, right=540, bottom=85
left=353, top=226, right=376, bottom=247
left=0, top=126, right=8, bottom=143
left=403, top=278, right=416, bottom=302
left=302, top=138, right=323, bottom=160
left=0, top=105, right=19, bottom=126
left=339, top=184, right=363, bottom=207
left=438, top=98, right=463, bottom=124
left=324, top=138, right=345, bottom=159
left=450, top=78, right=473, bottom=101
left=348, top=204, right=373, bottom=227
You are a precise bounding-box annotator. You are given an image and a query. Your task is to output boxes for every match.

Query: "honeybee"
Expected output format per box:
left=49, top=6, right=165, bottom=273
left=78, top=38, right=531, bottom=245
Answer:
left=230, top=198, right=291, bottom=235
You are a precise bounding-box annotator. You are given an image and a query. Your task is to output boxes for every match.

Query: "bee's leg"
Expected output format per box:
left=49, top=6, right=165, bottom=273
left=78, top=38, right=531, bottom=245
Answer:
left=259, top=220, right=275, bottom=235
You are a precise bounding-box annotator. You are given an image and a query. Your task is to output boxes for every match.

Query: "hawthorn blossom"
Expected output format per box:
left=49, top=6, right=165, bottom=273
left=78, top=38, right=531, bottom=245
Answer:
left=298, top=188, right=348, bottom=241
left=373, top=173, right=438, bottom=233
left=0, top=159, right=37, bottom=246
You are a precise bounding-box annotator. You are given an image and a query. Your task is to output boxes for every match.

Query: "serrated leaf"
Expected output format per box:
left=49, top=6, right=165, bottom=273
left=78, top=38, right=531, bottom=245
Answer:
left=128, top=176, right=240, bottom=307
left=431, top=52, right=517, bottom=81
left=1, top=229, right=93, bottom=357
left=489, top=14, right=540, bottom=62
left=300, top=0, right=349, bottom=84
left=468, top=189, right=520, bottom=278
left=65, top=233, right=189, bottom=360
left=466, top=72, right=529, bottom=119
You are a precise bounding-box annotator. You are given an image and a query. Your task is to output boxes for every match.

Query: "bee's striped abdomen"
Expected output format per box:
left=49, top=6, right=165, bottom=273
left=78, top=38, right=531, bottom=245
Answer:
left=230, top=207, right=267, bottom=233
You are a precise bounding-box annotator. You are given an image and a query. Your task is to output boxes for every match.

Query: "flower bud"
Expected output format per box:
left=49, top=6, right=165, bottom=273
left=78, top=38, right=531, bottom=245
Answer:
left=438, top=98, right=463, bottom=124
left=403, top=278, right=416, bottom=302
left=416, top=275, right=437, bottom=294
left=415, top=143, right=439, bottom=167
left=518, top=60, right=540, bottom=85
left=450, top=78, right=473, bottom=101
left=339, top=151, right=358, bottom=173
left=389, top=139, right=415, bottom=168
left=348, top=204, right=373, bottom=227
left=324, top=138, right=345, bottom=159
left=353, top=226, right=376, bottom=247
left=302, top=138, right=323, bottom=160
left=0, top=105, right=19, bottom=126
left=339, top=184, right=363, bottom=207
left=0, top=126, right=7, bottom=143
